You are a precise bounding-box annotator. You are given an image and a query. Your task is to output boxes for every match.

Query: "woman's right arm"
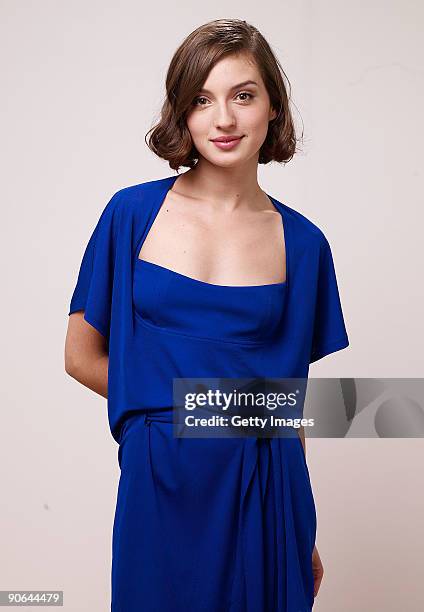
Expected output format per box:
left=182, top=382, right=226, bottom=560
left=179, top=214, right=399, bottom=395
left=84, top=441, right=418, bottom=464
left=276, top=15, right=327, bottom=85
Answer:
left=64, top=312, right=109, bottom=399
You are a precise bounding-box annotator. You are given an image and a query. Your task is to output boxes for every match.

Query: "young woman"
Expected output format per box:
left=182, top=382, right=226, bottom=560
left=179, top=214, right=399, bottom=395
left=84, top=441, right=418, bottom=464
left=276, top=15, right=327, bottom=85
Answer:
left=65, top=18, right=349, bottom=612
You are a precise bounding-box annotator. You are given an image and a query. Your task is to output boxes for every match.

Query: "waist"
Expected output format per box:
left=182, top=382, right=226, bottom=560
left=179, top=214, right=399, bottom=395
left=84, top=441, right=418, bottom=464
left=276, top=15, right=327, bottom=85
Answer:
left=144, top=407, right=174, bottom=424
left=125, top=407, right=175, bottom=427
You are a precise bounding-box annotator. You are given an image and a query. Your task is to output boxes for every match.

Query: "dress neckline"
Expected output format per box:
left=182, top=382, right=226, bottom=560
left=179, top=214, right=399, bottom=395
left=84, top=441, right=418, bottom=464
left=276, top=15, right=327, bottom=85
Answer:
left=133, top=174, right=290, bottom=291
left=136, top=257, right=287, bottom=289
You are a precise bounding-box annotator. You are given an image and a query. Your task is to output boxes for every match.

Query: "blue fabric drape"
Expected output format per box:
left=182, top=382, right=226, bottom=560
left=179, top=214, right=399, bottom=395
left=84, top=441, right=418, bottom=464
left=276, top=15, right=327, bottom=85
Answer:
left=68, top=174, right=349, bottom=611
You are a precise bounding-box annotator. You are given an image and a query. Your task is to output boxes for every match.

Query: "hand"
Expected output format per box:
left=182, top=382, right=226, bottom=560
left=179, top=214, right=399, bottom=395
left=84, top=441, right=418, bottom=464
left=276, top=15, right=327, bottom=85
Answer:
left=312, top=544, right=324, bottom=598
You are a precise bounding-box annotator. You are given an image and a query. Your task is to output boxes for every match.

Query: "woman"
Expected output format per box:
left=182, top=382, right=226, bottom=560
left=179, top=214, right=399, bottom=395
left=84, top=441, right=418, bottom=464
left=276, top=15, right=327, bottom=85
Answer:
left=65, top=18, right=349, bottom=612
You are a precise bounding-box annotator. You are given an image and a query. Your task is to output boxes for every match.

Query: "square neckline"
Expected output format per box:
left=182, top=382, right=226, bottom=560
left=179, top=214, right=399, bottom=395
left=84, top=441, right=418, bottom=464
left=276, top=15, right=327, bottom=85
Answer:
left=136, top=257, right=287, bottom=289
left=133, top=174, right=290, bottom=290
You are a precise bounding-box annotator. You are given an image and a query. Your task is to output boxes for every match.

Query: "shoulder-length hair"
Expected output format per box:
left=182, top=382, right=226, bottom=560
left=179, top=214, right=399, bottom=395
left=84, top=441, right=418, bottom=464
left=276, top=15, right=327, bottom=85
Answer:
left=145, top=18, right=301, bottom=171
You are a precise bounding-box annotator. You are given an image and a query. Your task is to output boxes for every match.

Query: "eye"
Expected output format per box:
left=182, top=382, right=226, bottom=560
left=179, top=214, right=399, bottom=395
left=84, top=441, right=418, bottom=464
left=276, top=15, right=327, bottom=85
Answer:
left=191, top=92, right=255, bottom=107
left=236, top=92, right=254, bottom=102
left=192, top=96, right=208, bottom=106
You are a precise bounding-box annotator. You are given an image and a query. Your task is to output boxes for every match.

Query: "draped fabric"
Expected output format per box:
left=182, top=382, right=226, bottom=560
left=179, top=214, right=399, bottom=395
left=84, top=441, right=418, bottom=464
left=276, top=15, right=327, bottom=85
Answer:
left=69, top=174, right=349, bottom=444
left=68, top=174, right=349, bottom=610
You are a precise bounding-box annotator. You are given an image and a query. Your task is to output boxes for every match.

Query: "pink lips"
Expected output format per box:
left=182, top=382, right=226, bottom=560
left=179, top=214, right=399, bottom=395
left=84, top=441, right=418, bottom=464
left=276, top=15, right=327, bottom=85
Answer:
left=211, top=136, right=244, bottom=151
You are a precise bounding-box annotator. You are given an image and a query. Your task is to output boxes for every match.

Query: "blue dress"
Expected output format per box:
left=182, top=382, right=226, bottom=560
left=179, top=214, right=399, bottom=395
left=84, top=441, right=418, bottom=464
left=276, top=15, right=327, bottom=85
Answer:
left=68, top=174, right=349, bottom=612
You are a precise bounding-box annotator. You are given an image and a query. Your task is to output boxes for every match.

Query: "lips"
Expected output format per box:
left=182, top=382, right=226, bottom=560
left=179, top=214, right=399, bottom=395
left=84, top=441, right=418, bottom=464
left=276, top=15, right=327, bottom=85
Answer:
left=211, top=136, right=244, bottom=143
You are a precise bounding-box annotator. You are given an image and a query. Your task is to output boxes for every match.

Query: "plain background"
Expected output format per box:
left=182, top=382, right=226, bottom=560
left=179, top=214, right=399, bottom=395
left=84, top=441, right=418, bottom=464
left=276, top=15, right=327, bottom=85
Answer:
left=1, top=1, right=423, bottom=610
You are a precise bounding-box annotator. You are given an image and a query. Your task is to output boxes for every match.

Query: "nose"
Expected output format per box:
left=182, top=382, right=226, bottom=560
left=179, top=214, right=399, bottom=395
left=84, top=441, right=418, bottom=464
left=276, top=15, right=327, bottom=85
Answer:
left=213, top=102, right=236, bottom=129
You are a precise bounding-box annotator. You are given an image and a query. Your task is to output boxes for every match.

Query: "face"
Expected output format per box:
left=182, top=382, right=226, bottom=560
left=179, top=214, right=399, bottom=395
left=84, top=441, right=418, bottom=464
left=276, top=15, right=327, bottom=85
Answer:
left=185, top=52, right=277, bottom=168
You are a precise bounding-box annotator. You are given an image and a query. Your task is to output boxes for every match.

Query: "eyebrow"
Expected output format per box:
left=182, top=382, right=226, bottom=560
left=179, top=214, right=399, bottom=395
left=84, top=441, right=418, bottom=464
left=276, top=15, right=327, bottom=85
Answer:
left=197, top=80, right=259, bottom=94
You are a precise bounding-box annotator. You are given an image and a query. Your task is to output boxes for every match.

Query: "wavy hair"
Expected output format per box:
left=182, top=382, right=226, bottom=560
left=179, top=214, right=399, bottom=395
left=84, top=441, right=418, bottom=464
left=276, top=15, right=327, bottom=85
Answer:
left=145, top=18, right=302, bottom=171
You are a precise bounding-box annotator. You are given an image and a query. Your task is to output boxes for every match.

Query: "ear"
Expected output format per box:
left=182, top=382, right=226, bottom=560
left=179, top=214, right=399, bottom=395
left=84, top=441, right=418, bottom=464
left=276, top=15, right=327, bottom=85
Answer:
left=269, top=106, right=278, bottom=122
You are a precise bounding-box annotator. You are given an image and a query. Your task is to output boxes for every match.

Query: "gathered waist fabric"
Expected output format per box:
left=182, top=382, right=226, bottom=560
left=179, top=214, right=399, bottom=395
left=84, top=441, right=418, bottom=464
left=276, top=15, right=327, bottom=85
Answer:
left=113, top=408, right=316, bottom=611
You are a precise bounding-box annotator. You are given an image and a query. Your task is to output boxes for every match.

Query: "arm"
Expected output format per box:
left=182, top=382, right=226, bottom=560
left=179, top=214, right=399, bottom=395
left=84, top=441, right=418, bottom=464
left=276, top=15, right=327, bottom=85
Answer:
left=64, top=312, right=108, bottom=399
left=298, top=423, right=324, bottom=598
left=298, top=424, right=306, bottom=457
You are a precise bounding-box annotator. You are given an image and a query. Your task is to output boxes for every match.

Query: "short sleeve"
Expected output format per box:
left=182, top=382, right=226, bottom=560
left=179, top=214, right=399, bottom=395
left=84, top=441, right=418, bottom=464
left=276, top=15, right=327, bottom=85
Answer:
left=309, top=236, right=349, bottom=363
left=68, top=192, right=121, bottom=340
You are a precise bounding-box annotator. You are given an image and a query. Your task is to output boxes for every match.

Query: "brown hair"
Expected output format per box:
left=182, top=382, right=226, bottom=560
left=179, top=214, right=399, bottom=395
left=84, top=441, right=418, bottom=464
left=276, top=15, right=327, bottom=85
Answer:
left=145, top=18, right=302, bottom=171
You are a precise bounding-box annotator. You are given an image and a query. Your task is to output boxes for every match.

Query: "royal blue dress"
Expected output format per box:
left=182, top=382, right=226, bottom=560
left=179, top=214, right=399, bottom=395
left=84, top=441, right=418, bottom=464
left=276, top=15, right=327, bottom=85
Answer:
left=68, top=174, right=349, bottom=612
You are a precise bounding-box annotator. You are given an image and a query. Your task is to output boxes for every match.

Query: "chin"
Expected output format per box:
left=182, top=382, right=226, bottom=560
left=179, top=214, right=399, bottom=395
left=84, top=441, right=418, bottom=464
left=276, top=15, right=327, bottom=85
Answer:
left=207, top=156, right=247, bottom=169
left=199, top=147, right=250, bottom=164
